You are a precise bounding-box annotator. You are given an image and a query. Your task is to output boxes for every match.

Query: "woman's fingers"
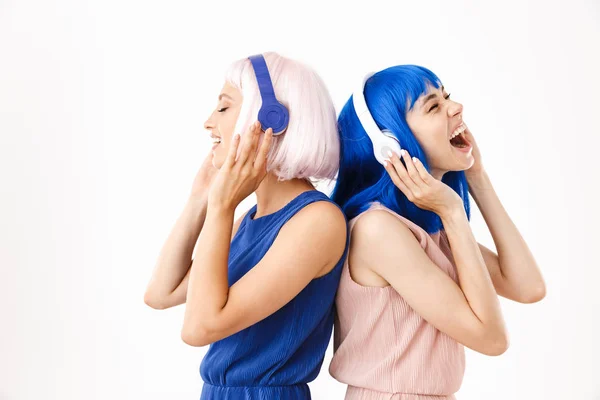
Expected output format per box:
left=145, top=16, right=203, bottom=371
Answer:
left=236, top=122, right=261, bottom=166
left=224, top=133, right=241, bottom=169
left=254, top=128, right=273, bottom=172
left=384, top=159, right=412, bottom=198
left=385, top=149, right=435, bottom=204
left=400, top=149, right=423, bottom=186
left=411, top=156, right=431, bottom=183
left=389, top=150, right=417, bottom=192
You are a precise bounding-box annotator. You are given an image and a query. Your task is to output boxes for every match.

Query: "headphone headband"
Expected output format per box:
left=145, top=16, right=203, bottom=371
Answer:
left=248, top=54, right=289, bottom=135
left=352, top=72, right=402, bottom=165
left=352, top=73, right=383, bottom=145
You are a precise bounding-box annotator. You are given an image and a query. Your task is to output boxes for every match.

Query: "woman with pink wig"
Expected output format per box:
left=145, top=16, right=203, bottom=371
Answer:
left=144, top=52, right=348, bottom=399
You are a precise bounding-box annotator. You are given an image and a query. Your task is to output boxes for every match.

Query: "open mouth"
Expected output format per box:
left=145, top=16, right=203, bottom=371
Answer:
left=449, top=124, right=471, bottom=149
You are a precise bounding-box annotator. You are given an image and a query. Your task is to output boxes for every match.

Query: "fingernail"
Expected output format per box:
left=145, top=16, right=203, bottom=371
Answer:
left=387, top=150, right=393, bottom=158
left=400, top=149, right=406, bottom=156
left=412, top=157, right=418, bottom=163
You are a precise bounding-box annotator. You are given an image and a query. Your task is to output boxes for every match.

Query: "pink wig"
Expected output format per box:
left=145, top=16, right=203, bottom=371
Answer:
left=225, top=52, right=339, bottom=181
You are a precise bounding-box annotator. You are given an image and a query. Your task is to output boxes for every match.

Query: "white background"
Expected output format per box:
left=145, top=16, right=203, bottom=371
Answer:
left=1, top=0, right=599, bottom=399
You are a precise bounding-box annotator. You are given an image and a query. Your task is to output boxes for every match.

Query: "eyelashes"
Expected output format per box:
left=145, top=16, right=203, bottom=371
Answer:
left=427, top=93, right=452, bottom=113
left=217, top=107, right=229, bottom=113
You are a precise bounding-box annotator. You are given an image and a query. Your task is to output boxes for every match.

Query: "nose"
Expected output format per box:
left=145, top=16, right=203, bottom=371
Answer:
left=447, top=101, right=463, bottom=119
left=204, top=113, right=215, bottom=131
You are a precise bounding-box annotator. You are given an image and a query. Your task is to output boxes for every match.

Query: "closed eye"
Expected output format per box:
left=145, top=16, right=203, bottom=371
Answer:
left=217, top=107, right=229, bottom=113
left=428, top=93, right=452, bottom=113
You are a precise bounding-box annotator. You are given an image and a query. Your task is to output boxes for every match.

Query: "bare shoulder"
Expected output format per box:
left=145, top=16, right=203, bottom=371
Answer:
left=351, top=209, right=426, bottom=276
left=295, top=200, right=346, bottom=227
left=352, top=209, right=417, bottom=245
left=279, top=200, right=347, bottom=272
left=285, top=200, right=347, bottom=241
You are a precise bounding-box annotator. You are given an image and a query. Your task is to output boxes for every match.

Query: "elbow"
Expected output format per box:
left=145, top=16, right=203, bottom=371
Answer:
left=520, top=284, right=546, bottom=304
left=144, top=291, right=169, bottom=310
left=181, top=325, right=213, bottom=347
left=479, top=329, right=510, bottom=356
left=485, top=335, right=510, bottom=356
left=181, top=315, right=223, bottom=347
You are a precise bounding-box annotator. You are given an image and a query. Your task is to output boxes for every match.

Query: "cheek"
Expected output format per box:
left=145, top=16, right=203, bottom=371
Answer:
left=411, top=128, right=451, bottom=167
left=217, top=110, right=242, bottom=144
left=218, top=118, right=235, bottom=140
left=424, top=122, right=450, bottom=151
left=412, top=126, right=445, bottom=153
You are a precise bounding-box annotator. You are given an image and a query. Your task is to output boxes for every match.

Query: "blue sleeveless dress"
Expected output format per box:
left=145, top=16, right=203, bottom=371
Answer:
left=199, top=190, right=349, bottom=400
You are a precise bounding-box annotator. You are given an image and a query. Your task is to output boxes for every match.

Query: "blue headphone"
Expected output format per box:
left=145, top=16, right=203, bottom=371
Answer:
left=248, top=54, right=290, bottom=135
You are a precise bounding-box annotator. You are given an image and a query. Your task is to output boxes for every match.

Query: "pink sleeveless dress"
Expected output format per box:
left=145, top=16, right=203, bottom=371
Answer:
left=329, top=202, right=466, bottom=400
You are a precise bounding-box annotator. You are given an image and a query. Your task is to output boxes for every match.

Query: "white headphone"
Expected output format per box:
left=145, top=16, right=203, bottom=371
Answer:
left=352, top=72, right=402, bottom=165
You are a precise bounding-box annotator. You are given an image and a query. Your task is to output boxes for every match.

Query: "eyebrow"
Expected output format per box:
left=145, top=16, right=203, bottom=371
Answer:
left=218, top=93, right=233, bottom=101
left=420, top=86, right=445, bottom=107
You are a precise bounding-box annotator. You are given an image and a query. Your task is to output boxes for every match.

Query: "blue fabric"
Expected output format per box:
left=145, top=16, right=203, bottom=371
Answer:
left=199, top=190, right=348, bottom=400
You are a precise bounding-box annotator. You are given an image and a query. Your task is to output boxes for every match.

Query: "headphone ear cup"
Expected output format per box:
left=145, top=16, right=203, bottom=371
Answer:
left=373, top=137, right=402, bottom=165
left=258, top=101, right=289, bottom=135
left=374, top=130, right=402, bottom=165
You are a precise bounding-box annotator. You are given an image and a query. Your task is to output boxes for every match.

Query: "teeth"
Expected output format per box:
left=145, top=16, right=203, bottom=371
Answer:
left=450, top=124, right=466, bottom=140
left=211, top=138, right=221, bottom=144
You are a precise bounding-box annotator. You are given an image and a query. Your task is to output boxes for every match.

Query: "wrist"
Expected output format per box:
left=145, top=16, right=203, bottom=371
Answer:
left=207, top=199, right=236, bottom=217
left=184, top=196, right=209, bottom=221
left=466, top=169, right=491, bottom=190
left=187, top=194, right=208, bottom=210
left=437, top=201, right=467, bottom=223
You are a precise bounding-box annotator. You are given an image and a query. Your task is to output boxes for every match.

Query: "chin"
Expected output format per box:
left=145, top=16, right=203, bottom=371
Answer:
left=448, top=145, right=474, bottom=171
left=211, top=153, right=225, bottom=169
left=451, top=158, right=473, bottom=171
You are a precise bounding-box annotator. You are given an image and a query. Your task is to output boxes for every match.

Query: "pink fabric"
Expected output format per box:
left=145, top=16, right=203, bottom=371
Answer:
left=329, top=202, right=466, bottom=400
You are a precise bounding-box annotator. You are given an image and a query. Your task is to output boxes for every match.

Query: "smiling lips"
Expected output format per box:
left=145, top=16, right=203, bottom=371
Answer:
left=211, top=134, right=222, bottom=150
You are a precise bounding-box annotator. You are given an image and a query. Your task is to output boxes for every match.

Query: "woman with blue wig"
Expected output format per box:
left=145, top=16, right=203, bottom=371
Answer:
left=329, top=65, right=546, bottom=399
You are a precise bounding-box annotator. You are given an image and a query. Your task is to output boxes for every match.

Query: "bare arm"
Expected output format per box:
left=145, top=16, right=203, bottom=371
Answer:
left=461, top=126, right=545, bottom=303
left=143, top=200, right=247, bottom=310
left=144, top=152, right=248, bottom=310
left=468, top=171, right=545, bottom=303
left=143, top=198, right=207, bottom=310
left=181, top=201, right=347, bottom=347
left=355, top=208, right=508, bottom=356
left=377, top=150, right=508, bottom=356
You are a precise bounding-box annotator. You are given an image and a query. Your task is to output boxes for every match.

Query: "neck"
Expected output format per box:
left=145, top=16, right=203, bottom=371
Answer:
left=253, top=173, right=315, bottom=219
left=430, top=168, right=446, bottom=180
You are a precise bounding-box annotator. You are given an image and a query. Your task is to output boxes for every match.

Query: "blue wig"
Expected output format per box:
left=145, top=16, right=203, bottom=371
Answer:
left=331, top=65, right=470, bottom=234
